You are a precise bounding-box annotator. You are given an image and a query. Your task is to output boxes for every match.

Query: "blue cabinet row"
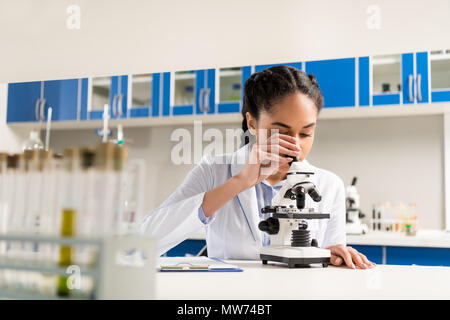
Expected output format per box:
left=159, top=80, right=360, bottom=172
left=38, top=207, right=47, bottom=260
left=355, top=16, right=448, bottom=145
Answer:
left=352, top=245, right=450, bottom=267
left=7, top=50, right=450, bottom=123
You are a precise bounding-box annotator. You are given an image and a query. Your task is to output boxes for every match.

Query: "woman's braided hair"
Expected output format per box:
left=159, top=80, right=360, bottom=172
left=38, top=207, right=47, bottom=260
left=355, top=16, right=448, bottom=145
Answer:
left=241, top=65, right=324, bottom=141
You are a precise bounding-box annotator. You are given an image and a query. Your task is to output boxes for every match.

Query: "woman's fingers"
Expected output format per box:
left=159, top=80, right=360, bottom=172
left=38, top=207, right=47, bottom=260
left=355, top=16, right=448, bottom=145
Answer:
left=355, top=250, right=376, bottom=268
left=258, top=132, right=299, bottom=151
left=259, top=144, right=300, bottom=158
left=348, top=247, right=367, bottom=269
left=329, top=245, right=355, bottom=269
left=258, top=150, right=292, bottom=165
left=347, top=246, right=376, bottom=268
left=330, top=254, right=343, bottom=266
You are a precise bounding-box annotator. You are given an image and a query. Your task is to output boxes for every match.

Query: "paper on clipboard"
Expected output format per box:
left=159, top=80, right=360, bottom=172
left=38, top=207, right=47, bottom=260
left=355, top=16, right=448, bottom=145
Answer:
left=158, top=257, right=242, bottom=272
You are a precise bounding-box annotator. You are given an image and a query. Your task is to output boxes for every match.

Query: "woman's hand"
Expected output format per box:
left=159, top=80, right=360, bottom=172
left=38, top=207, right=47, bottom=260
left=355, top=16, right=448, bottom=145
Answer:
left=327, top=244, right=376, bottom=269
left=235, top=132, right=301, bottom=189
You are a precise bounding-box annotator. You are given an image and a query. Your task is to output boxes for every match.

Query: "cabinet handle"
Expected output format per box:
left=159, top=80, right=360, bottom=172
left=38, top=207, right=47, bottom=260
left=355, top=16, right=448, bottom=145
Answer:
left=198, top=88, right=205, bottom=112
left=35, top=98, right=41, bottom=121
left=40, top=98, right=46, bottom=121
left=408, top=74, right=414, bottom=102
left=416, top=74, right=422, bottom=102
left=117, top=94, right=124, bottom=117
left=112, top=95, right=119, bottom=117
left=204, top=88, right=211, bottom=112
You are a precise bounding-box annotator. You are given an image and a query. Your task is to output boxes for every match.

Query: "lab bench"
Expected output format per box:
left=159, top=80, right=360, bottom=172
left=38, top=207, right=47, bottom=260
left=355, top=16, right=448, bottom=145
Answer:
left=172, top=230, right=450, bottom=267
left=156, top=260, right=450, bottom=299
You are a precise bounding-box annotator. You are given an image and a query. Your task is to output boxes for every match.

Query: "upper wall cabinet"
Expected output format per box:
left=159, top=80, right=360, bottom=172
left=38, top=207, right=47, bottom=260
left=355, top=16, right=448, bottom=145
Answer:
left=161, top=67, right=251, bottom=116
left=127, top=73, right=162, bottom=118
left=7, top=50, right=450, bottom=126
left=305, top=58, right=355, bottom=108
left=359, top=52, right=429, bottom=106
left=430, top=49, right=450, bottom=103
left=215, top=66, right=251, bottom=114
left=8, top=79, right=84, bottom=123
left=161, top=70, right=208, bottom=116
left=84, top=76, right=127, bottom=120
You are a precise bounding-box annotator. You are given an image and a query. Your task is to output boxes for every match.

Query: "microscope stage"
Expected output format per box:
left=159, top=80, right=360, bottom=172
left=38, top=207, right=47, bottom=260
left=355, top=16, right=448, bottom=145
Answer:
left=260, top=246, right=331, bottom=268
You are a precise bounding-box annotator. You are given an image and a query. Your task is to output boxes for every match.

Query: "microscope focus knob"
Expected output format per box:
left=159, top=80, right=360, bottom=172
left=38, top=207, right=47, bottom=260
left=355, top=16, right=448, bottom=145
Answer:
left=258, top=217, right=280, bottom=235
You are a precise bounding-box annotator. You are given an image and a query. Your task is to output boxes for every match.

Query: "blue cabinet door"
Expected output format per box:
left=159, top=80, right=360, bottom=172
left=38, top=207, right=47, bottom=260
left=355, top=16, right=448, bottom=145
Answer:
left=386, top=246, right=450, bottom=266
left=305, top=58, right=355, bottom=108
left=8, top=80, right=82, bottom=122
left=43, top=79, right=81, bottom=121
left=216, top=66, right=251, bottom=114
left=401, top=53, right=415, bottom=105
left=350, top=245, right=383, bottom=264
left=416, top=52, right=429, bottom=104
left=7, top=81, right=43, bottom=122
left=196, top=69, right=215, bottom=115
left=358, top=57, right=370, bottom=107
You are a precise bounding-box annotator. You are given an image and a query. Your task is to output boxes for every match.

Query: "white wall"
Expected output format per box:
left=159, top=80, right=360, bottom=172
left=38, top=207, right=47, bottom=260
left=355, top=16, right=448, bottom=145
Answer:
left=309, top=115, right=444, bottom=230
left=49, top=114, right=445, bottom=230
left=1, top=0, right=450, bottom=83
left=0, top=84, right=29, bottom=153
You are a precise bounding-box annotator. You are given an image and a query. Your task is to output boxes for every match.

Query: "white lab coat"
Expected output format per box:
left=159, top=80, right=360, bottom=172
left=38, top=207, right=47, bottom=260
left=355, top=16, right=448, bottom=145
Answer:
left=140, top=143, right=346, bottom=259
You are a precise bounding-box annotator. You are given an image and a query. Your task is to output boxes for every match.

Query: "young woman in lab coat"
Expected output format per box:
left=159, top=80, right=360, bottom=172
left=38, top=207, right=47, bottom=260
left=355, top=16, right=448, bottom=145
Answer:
left=141, top=66, right=375, bottom=269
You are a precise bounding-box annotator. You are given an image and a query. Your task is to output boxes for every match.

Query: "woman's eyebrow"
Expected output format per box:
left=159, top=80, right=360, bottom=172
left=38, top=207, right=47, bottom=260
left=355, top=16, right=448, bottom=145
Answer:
left=271, top=122, right=291, bottom=129
left=271, top=121, right=316, bottom=129
left=302, top=122, right=316, bottom=129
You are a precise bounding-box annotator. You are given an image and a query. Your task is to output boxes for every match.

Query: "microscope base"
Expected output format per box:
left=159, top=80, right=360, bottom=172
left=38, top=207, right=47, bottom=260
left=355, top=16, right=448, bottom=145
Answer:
left=260, top=246, right=331, bottom=268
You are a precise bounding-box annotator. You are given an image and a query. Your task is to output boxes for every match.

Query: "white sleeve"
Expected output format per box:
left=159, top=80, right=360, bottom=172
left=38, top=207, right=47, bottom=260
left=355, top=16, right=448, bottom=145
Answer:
left=321, top=176, right=346, bottom=248
left=139, top=155, right=214, bottom=255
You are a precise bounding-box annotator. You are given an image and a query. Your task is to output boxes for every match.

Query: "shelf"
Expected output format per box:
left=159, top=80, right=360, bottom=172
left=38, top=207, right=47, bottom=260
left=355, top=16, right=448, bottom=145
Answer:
left=0, top=289, right=88, bottom=300
left=0, top=260, right=99, bottom=277
left=7, top=103, right=450, bottom=131
left=0, top=234, right=102, bottom=246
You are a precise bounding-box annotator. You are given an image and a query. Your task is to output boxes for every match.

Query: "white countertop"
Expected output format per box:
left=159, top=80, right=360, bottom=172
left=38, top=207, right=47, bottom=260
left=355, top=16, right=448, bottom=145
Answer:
left=190, top=229, right=450, bottom=248
left=155, top=260, right=450, bottom=299
left=346, top=230, right=450, bottom=248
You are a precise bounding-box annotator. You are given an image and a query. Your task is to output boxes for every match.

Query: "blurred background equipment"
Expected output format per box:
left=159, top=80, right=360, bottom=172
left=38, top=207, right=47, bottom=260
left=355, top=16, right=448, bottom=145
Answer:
left=345, top=177, right=368, bottom=235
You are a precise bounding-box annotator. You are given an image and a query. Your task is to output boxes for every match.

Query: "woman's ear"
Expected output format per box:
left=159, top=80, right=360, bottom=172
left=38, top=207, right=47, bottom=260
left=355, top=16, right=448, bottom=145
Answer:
left=245, top=112, right=257, bottom=135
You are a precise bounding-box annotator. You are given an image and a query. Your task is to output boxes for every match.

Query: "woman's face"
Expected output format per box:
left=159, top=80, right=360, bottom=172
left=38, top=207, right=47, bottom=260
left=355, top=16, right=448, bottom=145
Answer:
left=246, top=92, right=318, bottom=172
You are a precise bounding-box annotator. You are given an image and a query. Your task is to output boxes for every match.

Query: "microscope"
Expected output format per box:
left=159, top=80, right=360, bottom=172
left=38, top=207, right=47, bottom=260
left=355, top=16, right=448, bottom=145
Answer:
left=345, top=177, right=369, bottom=235
left=258, top=158, right=331, bottom=268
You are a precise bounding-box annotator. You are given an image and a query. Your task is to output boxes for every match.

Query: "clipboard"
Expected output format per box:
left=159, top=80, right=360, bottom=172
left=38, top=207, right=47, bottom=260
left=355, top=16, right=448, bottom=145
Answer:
left=158, top=257, right=243, bottom=272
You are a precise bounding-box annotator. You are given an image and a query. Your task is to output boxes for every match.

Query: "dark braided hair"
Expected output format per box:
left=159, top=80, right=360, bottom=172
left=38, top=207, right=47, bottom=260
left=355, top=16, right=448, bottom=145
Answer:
left=241, top=66, right=324, bottom=139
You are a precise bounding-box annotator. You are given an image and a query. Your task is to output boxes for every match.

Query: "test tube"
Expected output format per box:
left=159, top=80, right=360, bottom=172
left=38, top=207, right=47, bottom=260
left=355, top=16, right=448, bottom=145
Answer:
left=93, top=142, right=116, bottom=236
left=76, top=147, right=96, bottom=268
left=121, top=158, right=145, bottom=236
left=23, top=150, right=40, bottom=266
left=57, top=148, right=80, bottom=297
left=113, top=144, right=128, bottom=236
